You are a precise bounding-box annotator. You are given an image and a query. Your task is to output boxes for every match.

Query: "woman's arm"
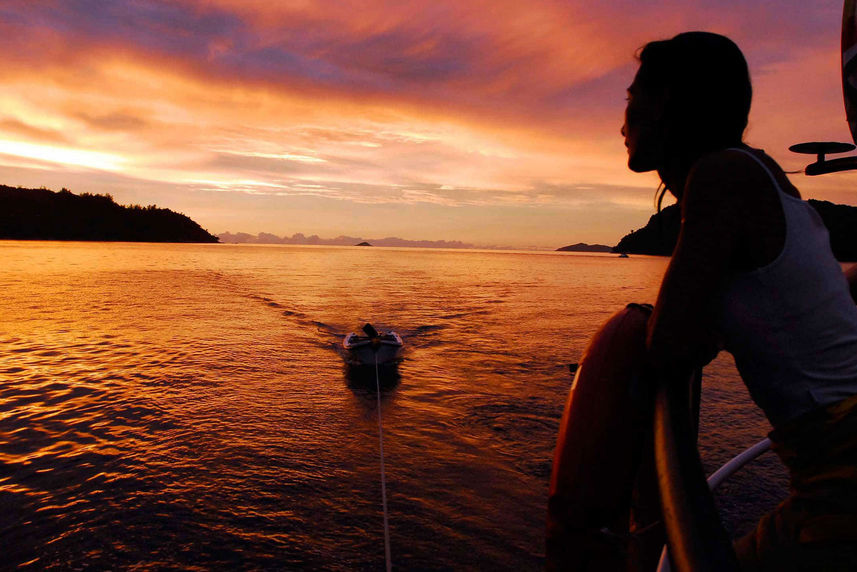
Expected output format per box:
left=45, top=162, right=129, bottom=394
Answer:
left=646, top=151, right=763, bottom=372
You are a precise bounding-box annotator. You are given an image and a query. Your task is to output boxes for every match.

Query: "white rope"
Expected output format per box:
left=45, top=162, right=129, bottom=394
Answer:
left=375, top=353, right=393, bottom=571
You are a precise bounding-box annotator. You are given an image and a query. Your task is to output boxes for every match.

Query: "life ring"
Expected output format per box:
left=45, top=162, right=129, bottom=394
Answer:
left=546, top=303, right=654, bottom=570
left=546, top=302, right=739, bottom=571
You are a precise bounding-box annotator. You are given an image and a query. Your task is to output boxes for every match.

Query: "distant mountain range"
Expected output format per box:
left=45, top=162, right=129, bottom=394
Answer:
left=0, top=185, right=218, bottom=243
left=218, top=231, right=476, bottom=249
left=614, top=199, right=857, bottom=261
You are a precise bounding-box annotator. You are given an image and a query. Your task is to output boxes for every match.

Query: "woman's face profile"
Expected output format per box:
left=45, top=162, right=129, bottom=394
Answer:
left=622, top=70, right=665, bottom=173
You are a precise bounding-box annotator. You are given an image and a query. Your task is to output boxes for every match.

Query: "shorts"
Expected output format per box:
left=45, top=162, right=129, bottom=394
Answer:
left=734, top=393, right=857, bottom=571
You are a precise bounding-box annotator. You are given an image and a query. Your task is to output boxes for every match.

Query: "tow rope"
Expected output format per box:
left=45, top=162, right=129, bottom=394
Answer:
left=374, top=353, right=393, bottom=571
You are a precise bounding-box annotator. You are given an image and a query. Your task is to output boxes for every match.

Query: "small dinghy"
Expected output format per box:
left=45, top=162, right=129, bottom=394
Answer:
left=343, top=323, right=403, bottom=366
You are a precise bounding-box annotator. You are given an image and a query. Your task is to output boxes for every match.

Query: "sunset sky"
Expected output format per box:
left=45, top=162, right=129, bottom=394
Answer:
left=0, top=1, right=854, bottom=248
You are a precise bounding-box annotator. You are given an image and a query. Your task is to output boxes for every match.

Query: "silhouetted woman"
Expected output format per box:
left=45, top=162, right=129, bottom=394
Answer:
left=548, top=32, right=857, bottom=571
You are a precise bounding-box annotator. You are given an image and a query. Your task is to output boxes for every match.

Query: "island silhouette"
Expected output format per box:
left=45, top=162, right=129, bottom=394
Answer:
left=0, top=185, right=218, bottom=243
left=556, top=242, right=613, bottom=252
left=614, top=200, right=857, bottom=261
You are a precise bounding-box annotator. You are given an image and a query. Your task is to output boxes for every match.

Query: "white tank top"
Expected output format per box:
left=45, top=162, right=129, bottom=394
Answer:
left=716, top=148, right=857, bottom=427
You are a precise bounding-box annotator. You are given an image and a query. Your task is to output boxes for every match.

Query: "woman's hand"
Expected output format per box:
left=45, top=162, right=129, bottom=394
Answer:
left=647, top=317, right=722, bottom=374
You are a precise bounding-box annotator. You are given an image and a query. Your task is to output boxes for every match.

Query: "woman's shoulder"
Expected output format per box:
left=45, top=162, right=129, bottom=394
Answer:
left=684, top=147, right=772, bottom=205
left=692, top=146, right=771, bottom=177
left=690, top=146, right=799, bottom=201
left=684, top=146, right=796, bottom=270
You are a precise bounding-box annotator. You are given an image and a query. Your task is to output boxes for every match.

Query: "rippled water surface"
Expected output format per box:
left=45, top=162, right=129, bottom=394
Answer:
left=0, top=241, right=787, bottom=570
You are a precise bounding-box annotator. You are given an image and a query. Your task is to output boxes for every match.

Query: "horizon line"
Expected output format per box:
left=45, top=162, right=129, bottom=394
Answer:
left=216, top=230, right=616, bottom=252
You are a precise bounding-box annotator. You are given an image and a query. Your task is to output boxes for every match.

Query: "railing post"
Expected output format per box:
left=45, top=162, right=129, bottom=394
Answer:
left=653, top=370, right=740, bottom=572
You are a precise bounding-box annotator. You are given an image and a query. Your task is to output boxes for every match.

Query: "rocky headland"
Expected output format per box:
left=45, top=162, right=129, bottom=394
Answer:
left=0, top=185, right=218, bottom=243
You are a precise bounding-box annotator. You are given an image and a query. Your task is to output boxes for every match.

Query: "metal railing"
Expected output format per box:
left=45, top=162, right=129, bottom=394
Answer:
left=652, top=371, right=765, bottom=572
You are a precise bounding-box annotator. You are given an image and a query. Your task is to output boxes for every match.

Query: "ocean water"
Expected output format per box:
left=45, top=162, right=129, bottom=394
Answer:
left=0, top=241, right=788, bottom=570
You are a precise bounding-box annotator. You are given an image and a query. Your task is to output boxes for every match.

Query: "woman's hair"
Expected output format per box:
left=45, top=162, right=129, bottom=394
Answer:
left=636, top=32, right=752, bottom=208
left=637, top=31, right=752, bottom=151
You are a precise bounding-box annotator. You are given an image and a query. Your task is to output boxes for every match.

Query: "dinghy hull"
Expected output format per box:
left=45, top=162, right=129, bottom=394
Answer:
left=343, top=331, right=403, bottom=365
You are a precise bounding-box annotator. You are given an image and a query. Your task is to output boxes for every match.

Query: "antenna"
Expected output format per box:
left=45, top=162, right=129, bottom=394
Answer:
left=790, top=0, right=857, bottom=175
left=789, top=141, right=857, bottom=175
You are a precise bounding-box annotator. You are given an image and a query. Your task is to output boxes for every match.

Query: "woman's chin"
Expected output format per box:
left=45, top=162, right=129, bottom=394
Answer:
left=628, top=157, right=656, bottom=173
